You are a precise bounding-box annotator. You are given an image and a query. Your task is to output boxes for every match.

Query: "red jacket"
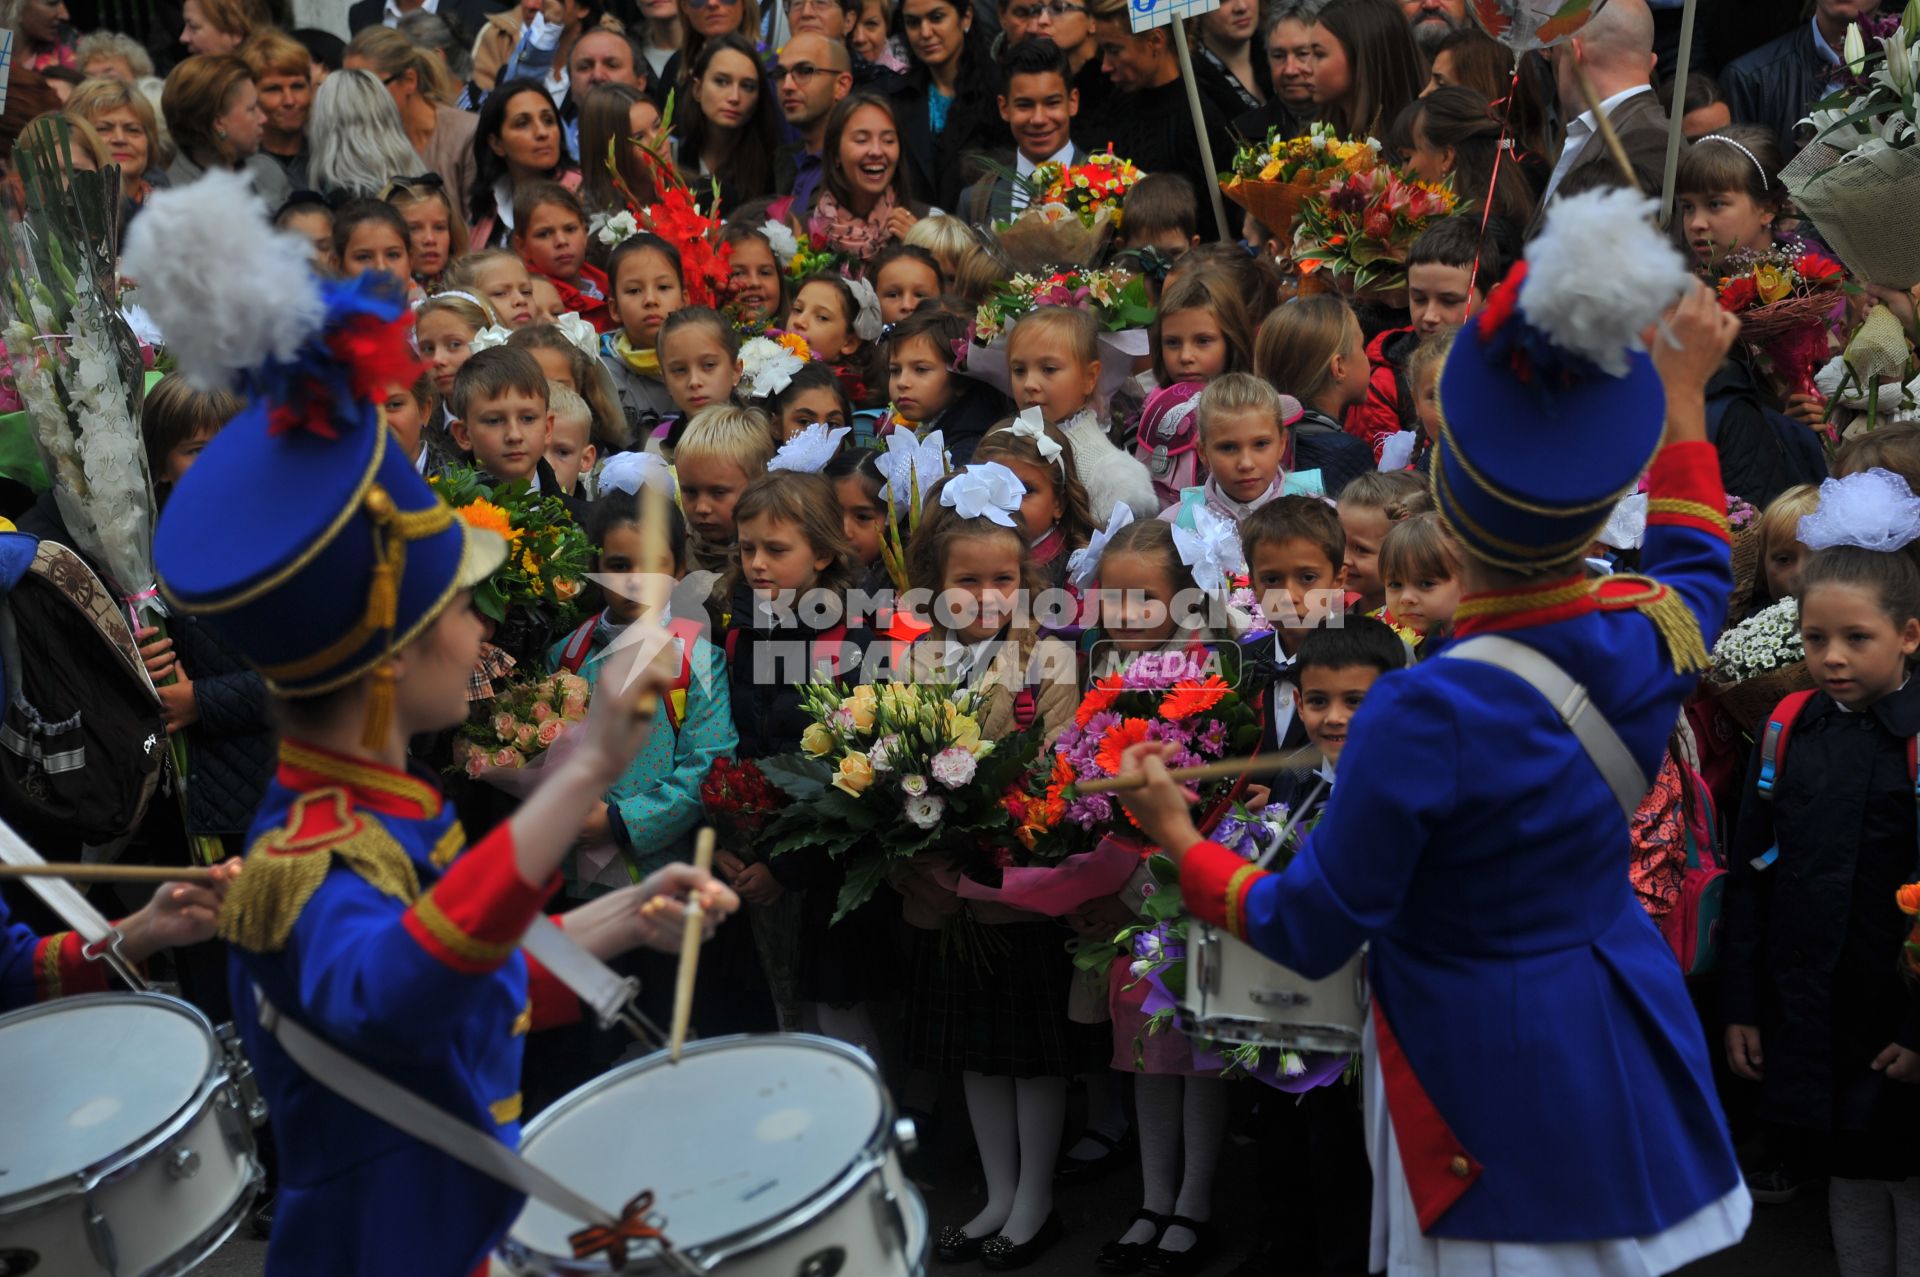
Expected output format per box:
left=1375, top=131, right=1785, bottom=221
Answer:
left=1348, top=326, right=1421, bottom=461
left=544, top=262, right=613, bottom=334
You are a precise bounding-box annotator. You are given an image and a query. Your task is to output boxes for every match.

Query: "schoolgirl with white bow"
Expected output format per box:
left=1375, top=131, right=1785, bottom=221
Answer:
left=885, top=307, right=1013, bottom=465
left=896, top=462, right=1081, bottom=1269
left=974, top=411, right=1095, bottom=589
left=1007, top=306, right=1160, bottom=521
left=788, top=271, right=887, bottom=410
left=1723, top=469, right=1920, bottom=1276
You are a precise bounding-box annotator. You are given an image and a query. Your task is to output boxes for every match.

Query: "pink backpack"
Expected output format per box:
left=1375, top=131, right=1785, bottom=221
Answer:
left=1135, top=382, right=1205, bottom=512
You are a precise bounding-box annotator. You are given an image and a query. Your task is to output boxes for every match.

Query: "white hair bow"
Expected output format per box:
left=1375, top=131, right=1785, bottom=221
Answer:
left=551, top=312, right=601, bottom=359
left=1067, top=502, right=1134, bottom=589
left=468, top=324, right=514, bottom=354
left=847, top=275, right=883, bottom=343
left=760, top=220, right=799, bottom=267
left=1171, top=505, right=1246, bottom=594
left=1798, top=468, right=1920, bottom=553
left=738, top=335, right=808, bottom=400
left=768, top=423, right=851, bottom=474
left=1003, top=407, right=1063, bottom=466
left=940, top=461, right=1026, bottom=527
left=876, top=427, right=950, bottom=513
left=597, top=450, right=674, bottom=497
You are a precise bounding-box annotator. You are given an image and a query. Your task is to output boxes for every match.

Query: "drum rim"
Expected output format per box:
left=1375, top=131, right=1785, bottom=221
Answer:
left=507, top=1032, right=901, bottom=1272
left=0, top=992, right=236, bottom=1216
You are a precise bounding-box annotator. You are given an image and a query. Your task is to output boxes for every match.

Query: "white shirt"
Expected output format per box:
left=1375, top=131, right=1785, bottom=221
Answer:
left=1011, top=140, right=1076, bottom=212
left=1542, top=84, right=1652, bottom=206
left=383, top=0, right=439, bottom=26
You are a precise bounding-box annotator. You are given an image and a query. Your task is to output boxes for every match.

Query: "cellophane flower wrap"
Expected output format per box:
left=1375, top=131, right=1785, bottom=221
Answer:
left=971, top=268, right=1155, bottom=346
left=1293, top=163, right=1459, bottom=292
left=1006, top=650, right=1260, bottom=863
left=453, top=670, right=590, bottom=776
left=433, top=466, right=591, bottom=659
left=1711, top=244, right=1848, bottom=397
left=758, top=681, right=1042, bottom=922
left=1221, top=123, right=1383, bottom=237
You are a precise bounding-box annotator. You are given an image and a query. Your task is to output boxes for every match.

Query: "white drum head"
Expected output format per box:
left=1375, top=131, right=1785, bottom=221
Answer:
left=514, top=1036, right=884, bottom=1259
left=0, top=995, right=213, bottom=1191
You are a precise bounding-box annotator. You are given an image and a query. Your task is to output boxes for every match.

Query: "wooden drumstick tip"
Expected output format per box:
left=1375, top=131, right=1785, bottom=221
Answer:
left=667, top=828, right=718, bottom=1064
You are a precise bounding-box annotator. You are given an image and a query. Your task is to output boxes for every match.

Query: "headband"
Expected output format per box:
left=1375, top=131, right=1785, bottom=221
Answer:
left=1798, top=468, right=1920, bottom=553
left=940, top=461, right=1025, bottom=528
left=417, top=289, right=489, bottom=314
left=768, top=423, right=851, bottom=474
left=1696, top=134, right=1769, bottom=191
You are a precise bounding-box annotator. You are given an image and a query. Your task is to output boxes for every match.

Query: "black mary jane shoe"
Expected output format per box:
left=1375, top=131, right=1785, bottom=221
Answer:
left=1141, top=1216, right=1212, bottom=1277
left=1055, top=1127, right=1133, bottom=1183
left=935, top=1224, right=987, bottom=1264
left=979, top=1212, right=1064, bottom=1271
left=1095, top=1210, right=1170, bottom=1273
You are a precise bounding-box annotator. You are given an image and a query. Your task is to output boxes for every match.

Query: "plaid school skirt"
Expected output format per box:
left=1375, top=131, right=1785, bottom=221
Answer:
left=904, top=915, right=1076, bottom=1078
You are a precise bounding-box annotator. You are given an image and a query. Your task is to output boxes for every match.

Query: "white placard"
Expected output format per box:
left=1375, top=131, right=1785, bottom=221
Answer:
left=1128, top=0, right=1222, bottom=34
left=0, top=30, right=14, bottom=118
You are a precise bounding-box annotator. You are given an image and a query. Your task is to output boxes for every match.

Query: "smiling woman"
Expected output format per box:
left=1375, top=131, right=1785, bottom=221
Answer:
left=468, top=78, right=579, bottom=248
left=807, top=92, right=930, bottom=258
left=66, top=76, right=164, bottom=210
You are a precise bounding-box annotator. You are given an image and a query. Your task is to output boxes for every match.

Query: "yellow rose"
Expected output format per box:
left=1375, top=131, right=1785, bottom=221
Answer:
left=1259, top=158, right=1282, bottom=181
left=832, top=751, right=875, bottom=796
left=848, top=685, right=878, bottom=732
left=1753, top=263, right=1790, bottom=305
left=801, top=723, right=835, bottom=757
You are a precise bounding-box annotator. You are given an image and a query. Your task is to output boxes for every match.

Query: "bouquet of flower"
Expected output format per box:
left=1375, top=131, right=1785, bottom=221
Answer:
left=758, top=680, right=1041, bottom=922
left=1293, top=163, right=1459, bottom=294
left=1782, top=1, right=1920, bottom=287
left=1031, top=149, right=1143, bottom=227
left=453, top=670, right=590, bottom=776
left=602, top=93, right=732, bottom=306
left=433, top=466, right=592, bottom=659
left=971, top=268, right=1155, bottom=346
left=1008, top=649, right=1260, bottom=862
left=983, top=149, right=1143, bottom=273
left=1706, top=595, right=1815, bottom=731
left=1713, top=244, right=1848, bottom=397
left=700, top=755, right=785, bottom=848
left=784, top=229, right=847, bottom=285
left=1222, top=123, right=1384, bottom=239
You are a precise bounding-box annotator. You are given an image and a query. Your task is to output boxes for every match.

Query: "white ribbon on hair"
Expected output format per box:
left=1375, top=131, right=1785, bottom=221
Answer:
left=847, top=275, right=883, bottom=343
left=1067, top=502, right=1135, bottom=589
left=552, top=311, right=601, bottom=359
left=1002, top=406, right=1063, bottom=464
left=1798, top=467, right=1920, bottom=553
left=597, top=450, right=674, bottom=497
left=739, top=335, right=808, bottom=400
left=468, top=324, right=514, bottom=354
left=940, top=461, right=1026, bottom=527
left=1170, top=505, right=1245, bottom=594
left=768, top=423, right=851, bottom=474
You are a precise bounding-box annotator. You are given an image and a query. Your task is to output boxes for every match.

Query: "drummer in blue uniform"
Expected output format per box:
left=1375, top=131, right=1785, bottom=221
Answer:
left=126, top=171, right=739, bottom=1277
left=0, top=870, right=235, bottom=1009
left=1113, top=190, right=1753, bottom=1273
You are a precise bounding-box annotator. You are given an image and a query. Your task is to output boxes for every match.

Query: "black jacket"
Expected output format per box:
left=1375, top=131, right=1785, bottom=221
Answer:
left=1291, top=407, right=1373, bottom=500
left=171, top=616, right=275, bottom=838
left=1721, top=21, right=1832, bottom=158
left=1082, top=76, right=1238, bottom=242
left=723, top=580, right=874, bottom=761
left=1704, top=353, right=1828, bottom=510
left=924, top=377, right=1014, bottom=466
left=893, top=35, right=1014, bottom=212
left=1724, top=681, right=1920, bottom=1165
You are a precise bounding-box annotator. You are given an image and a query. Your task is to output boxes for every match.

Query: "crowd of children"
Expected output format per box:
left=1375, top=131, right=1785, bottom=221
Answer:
left=22, top=6, right=1920, bottom=1275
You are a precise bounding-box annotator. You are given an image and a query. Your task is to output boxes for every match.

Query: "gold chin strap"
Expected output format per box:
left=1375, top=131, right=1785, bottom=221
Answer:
left=359, top=484, right=452, bottom=749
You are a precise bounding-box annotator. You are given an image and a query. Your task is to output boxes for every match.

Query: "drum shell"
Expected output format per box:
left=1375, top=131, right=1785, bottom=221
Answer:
left=1177, top=924, right=1368, bottom=1055
left=0, top=994, right=263, bottom=1277
left=499, top=1034, right=929, bottom=1276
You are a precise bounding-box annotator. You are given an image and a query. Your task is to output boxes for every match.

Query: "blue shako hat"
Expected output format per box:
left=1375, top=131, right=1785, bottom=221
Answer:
left=126, top=171, right=504, bottom=746
left=1432, top=188, right=1696, bottom=573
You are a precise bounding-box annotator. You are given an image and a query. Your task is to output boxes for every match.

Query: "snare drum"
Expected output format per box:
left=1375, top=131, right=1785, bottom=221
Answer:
left=0, top=993, right=264, bottom=1277
left=499, top=1034, right=928, bottom=1276
left=1178, top=924, right=1367, bottom=1056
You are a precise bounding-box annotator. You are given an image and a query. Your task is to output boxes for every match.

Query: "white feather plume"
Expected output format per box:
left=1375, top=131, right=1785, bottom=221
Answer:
left=1519, top=189, right=1694, bottom=378
left=120, top=170, right=327, bottom=391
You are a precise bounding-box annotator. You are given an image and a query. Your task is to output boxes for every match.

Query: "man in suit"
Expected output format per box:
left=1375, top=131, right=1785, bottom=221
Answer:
left=1537, top=0, right=1670, bottom=220
left=958, top=37, right=1081, bottom=226
left=347, top=0, right=508, bottom=36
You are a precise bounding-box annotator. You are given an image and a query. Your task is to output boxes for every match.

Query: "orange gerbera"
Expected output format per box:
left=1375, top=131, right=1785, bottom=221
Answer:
left=1095, top=717, right=1153, bottom=775
left=1075, top=673, right=1127, bottom=727
left=1161, top=676, right=1230, bottom=720
left=456, top=498, right=520, bottom=545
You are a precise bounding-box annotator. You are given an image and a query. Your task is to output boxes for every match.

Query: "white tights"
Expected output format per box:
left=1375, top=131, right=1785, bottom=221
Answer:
left=958, top=1072, right=1067, bottom=1246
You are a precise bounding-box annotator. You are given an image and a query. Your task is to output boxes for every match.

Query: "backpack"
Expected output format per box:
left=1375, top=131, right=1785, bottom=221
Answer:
left=1134, top=384, right=1205, bottom=512
left=1751, top=688, right=1917, bottom=871
left=558, top=612, right=706, bottom=731
left=0, top=536, right=166, bottom=848
left=1658, top=753, right=1727, bottom=977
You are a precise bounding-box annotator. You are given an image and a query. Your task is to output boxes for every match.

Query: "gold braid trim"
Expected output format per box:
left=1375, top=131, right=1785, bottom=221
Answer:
left=430, top=821, right=466, bottom=868
left=489, top=1093, right=524, bottom=1124
left=1645, top=497, right=1731, bottom=537
left=217, top=791, right=423, bottom=953
left=1224, top=864, right=1261, bottom=940
left=1606, top=575, right=1712, bottom=677
left=1452, top=578, right=1597, bottom=624
left=40, top=932, right=66, bottom=998
left=409, top=893, right=521, bottom=965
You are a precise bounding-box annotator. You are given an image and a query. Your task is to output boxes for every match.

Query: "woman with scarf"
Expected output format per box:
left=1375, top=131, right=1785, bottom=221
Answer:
left=799, top=92, right=927, bottom=264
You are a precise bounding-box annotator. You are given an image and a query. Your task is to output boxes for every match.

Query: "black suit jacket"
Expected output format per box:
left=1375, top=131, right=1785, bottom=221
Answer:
left=1721, top=22, right=1831, bottom=158
left=346, top=0, right=505, bottom=38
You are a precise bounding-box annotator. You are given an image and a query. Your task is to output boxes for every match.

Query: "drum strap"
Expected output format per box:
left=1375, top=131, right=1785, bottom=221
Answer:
left=0, top=816, right=147, bottom=990
left=1444, top=635, right=1648, bottom=820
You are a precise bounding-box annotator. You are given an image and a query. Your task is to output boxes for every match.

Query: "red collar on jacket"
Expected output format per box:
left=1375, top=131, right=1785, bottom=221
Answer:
left=277, top=738, right=442, bottom=820
left=1451, top=574, right=1599, bottom=638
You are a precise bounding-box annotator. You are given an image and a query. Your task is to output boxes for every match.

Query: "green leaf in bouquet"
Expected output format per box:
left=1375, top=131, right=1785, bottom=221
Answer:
left=1146, top=852, right=1180, bottom=886
left=830, top=852, right=894, bottom=924
left=758, top=753, right=833, bottom=799
left=816, top=787, right=880, bottom=829
left=764, top=824, right=834, bottom=856
left=475, top=578, right=508, bottom=623
left=1159, top=957, right=1186, bottom=999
